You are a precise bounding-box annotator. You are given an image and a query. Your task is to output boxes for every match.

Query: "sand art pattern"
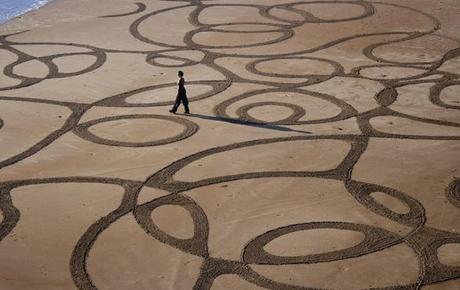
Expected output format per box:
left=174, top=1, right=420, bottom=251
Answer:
left=0, top=0, right=460, bottom=289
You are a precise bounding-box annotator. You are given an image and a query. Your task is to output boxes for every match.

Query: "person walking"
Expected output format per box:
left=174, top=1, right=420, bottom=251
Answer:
left=169, top=70, right=190, bottom=114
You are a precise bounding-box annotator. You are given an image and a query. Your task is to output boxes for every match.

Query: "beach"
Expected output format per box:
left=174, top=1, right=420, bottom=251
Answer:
left=0, top=0, right=460, bottom=289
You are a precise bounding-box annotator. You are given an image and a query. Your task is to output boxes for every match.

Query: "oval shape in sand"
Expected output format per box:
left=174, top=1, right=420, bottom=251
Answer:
left=370, top=191, right=410, bottom=214
left=151, top=205, right=195, bottom=239
left=12, top=59, right=49, bottom=79
left=437, top=243, right=460, bottom=267
left=254, top=58, right=337, bottom=77
left=174, top=139, right=351, bottom=182
left=359, top=66, right=427, bottom=80
left=264, top=228, right=365, bottom=257
left=440, top=85, right=460, bottom=107
left=74, top=114, right=198, bottom=147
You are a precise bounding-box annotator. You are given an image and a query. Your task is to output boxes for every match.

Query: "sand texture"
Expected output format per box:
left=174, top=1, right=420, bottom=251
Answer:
left=0, top=0, right=460, bottom=289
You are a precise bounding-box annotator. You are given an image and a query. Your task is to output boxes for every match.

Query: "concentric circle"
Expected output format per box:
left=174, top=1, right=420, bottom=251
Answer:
left=235, top=101, right=306, bottom=125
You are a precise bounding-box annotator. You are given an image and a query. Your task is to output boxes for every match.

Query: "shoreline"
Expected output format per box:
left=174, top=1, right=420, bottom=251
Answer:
left=0, top=0, right=55, bottom=26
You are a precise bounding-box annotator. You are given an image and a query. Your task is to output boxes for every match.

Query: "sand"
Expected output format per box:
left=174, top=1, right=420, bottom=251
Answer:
left=0, top=0, right=459, bottom=289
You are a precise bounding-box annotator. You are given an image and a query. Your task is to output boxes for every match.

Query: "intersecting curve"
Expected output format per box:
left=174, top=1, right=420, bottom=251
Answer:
left=0, top=1, right=459, bottom=289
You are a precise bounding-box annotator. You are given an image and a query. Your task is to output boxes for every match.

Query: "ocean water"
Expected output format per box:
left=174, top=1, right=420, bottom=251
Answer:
left=0, top=0, right=51, bottom=24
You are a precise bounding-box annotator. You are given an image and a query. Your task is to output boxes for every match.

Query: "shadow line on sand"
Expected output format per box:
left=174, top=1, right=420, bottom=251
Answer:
left=179, top=113, right=312, bottom=134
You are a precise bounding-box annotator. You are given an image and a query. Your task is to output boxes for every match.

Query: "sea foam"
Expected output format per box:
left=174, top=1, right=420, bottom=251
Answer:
left=0, top=0, right=52, bottom=24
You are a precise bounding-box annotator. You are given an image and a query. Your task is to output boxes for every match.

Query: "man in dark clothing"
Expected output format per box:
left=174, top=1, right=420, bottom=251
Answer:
left=169, top=70, right=190, bottom=114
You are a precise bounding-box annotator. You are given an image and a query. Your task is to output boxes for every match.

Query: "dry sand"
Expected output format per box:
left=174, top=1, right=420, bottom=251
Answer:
left=0, top=0, right=459, bottom=289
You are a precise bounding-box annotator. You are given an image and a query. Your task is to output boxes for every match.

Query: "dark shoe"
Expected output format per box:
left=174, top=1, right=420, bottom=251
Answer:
left=169, top=109, right=176, bottom=114
left=184, top=111, right=190, bottom=114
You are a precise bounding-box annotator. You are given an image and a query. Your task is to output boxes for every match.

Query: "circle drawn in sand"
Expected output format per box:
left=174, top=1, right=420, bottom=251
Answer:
left=236, top=101, right=306, bottom=125
left=249, top=57, right=342, bottom=79
left=215, top=88, right=356, bottom=125
left=73, top=114, right=198, bottom=147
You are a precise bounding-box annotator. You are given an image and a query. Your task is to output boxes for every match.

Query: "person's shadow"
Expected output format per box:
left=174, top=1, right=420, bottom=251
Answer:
left=181, top=113, right=312, bottom=134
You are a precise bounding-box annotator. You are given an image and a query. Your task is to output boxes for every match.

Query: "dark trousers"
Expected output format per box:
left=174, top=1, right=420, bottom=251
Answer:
left=171, top=92, right=189, bottom=113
